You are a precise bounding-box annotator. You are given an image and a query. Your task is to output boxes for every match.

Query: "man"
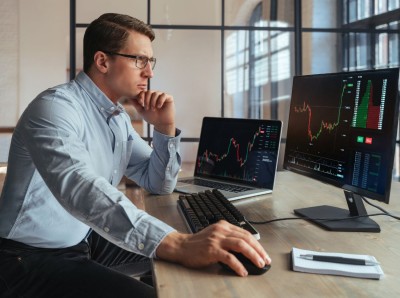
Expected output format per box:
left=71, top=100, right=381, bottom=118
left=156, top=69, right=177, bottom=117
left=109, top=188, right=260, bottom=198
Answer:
left=0, top=13, right=270, bottom=297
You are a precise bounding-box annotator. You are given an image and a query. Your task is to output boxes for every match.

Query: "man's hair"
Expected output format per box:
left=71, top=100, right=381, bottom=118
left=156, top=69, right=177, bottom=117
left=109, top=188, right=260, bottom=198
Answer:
left=83, top=13, right=155, bottom=72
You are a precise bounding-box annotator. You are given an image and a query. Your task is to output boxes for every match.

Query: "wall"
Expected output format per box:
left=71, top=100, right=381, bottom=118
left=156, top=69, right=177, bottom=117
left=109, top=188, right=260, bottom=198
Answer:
left=0, top=0, right=69, bottom=127
left=19, top=0, right=69, bottom=115
left=0, top=0, right=19, bottom=126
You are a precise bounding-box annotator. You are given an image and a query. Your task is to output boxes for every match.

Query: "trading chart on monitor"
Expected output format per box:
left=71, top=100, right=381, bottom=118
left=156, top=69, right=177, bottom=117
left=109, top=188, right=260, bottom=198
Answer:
left=284, top=69, right=399, bottom=202
left=195, top=119, right=281, bottom=188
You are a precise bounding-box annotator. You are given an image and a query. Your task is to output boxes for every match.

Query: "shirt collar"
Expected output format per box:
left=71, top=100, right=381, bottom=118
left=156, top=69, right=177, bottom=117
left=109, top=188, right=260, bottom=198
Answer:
left=74, top=71, right=125, bottom=119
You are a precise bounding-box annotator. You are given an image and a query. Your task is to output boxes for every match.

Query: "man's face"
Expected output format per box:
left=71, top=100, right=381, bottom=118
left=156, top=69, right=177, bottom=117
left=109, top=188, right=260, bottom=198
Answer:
left=105, top=30, right=154, bottom=102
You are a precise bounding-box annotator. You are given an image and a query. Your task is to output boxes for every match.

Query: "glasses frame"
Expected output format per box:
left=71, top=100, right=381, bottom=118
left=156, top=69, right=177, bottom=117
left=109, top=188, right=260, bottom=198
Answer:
left=103, top=51, right=156, bottom=70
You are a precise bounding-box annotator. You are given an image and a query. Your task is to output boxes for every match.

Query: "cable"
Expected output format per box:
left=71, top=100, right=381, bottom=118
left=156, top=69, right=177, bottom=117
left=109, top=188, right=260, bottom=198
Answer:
left=361, top=195, right=400, bottom=220
left=248, top=213, right=386, bottom=225
left=248, top=196, right=400, bottom=225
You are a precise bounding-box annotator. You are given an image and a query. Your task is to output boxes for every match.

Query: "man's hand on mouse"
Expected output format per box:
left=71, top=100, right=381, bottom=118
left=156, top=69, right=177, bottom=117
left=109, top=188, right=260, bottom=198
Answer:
left=156, top=220, right=271, bottom=277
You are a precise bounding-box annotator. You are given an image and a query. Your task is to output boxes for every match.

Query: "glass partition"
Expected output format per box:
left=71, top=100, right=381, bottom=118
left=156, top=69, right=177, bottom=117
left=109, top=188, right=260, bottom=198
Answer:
left=76, top=0, right=147, bottom=23
left=151, top=29, right=221, bottom=162
left=151, top=0, right=221, bottom=25
left=225, top=0, right=294, bottom=27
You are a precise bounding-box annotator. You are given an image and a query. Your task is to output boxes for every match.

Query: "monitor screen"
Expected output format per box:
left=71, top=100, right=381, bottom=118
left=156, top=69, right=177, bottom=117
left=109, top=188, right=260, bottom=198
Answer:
left=283, top=68, right=399, bottom=232
left=194, top=117, right=282, bottom=189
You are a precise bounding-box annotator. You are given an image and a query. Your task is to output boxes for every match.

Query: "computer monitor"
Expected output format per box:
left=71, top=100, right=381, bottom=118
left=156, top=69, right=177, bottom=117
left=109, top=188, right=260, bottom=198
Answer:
left=283, top=68, right=400, bottom=232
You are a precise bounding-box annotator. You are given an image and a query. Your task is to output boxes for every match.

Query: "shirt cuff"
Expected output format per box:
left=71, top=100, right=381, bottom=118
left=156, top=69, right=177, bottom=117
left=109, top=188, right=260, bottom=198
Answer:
left=153, top=128, right=181, bottom=138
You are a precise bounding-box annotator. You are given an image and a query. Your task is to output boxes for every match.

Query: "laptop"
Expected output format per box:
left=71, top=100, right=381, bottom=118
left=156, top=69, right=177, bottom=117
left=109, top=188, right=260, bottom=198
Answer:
left=175, top=117, right=282, bottom=201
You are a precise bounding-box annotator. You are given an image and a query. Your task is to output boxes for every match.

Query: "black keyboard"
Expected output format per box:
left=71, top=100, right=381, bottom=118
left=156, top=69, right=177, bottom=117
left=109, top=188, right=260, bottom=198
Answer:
left=177, top=189, right=260, bottom=239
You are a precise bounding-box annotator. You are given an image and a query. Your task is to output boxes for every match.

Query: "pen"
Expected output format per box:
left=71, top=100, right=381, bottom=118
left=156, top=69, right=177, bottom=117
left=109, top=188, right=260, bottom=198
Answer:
left=299, top=254, right=380, bottom=266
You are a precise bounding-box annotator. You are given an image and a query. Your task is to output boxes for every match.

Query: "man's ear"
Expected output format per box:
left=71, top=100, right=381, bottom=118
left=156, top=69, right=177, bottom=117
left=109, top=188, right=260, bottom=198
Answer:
left=93, top=51, right=109, bottom=74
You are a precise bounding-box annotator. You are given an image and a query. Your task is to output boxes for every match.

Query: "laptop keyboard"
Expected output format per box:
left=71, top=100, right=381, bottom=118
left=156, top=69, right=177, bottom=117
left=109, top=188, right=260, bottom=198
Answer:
left=177, top=189, right=260, bottom=239
left=179, top=178, right=251, bottom=193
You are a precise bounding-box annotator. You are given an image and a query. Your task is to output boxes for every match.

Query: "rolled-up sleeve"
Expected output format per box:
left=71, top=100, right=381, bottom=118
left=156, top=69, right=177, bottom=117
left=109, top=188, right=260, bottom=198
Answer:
left=125, top=129, right=182, bottom=194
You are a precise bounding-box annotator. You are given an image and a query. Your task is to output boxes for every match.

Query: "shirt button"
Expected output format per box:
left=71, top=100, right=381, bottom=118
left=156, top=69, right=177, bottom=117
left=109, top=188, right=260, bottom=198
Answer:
left=101, top=107, right=105, bottom=111
left=116, top=142, right=119, bottom=147
left=104, top=227, right=110, bottom=233
left=169, top=143, right=174, bottom=148
left=138, top=243, right=145, bottom=250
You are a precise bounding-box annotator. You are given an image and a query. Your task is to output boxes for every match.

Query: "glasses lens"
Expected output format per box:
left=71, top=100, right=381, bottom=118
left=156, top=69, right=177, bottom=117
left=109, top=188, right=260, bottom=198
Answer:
left=135, top=56, right=156, bottom=69
left=135, top=57, right=146, bottom=69
left=149, top=58, right=156, bottom=70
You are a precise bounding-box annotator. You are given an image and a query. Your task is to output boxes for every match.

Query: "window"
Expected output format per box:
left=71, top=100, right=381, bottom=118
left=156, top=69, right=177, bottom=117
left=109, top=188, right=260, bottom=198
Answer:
left=70, top=0, right=399, bottom=177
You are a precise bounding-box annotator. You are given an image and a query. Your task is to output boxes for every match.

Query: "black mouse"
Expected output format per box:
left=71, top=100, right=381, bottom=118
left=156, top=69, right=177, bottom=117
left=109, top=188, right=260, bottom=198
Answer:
left=219, top=251, right=271, bottom=275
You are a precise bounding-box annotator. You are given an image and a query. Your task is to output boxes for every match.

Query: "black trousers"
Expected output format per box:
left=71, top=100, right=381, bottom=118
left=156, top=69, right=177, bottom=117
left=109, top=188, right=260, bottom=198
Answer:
left=0, top=232, right=156, bottom=298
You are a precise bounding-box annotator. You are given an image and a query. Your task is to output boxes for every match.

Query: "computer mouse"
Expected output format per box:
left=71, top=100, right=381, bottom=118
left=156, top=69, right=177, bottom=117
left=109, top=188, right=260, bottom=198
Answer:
left=219, top=251, right=271, bottom=275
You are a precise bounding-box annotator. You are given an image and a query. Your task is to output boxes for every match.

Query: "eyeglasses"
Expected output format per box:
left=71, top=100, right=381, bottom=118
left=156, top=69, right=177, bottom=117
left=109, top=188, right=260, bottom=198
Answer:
left=103, top=51, right=156, bottom=70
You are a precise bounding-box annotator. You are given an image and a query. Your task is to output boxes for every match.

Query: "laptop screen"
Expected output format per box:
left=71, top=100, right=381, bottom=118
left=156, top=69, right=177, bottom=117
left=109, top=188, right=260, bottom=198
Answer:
left=194, top=117, right=282, bottom=189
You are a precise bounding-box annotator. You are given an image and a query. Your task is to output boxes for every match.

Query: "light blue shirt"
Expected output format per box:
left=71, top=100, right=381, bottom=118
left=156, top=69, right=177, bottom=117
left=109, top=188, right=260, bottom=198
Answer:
left=0, top=72, right=181, bottom=258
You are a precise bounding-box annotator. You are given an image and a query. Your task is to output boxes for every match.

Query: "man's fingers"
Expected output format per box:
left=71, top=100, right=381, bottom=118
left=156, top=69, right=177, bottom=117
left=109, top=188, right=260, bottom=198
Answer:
left=219, top=250, right=248, bottom=277
left=131, top=90, right=174, bottom=113
left=131, top=92, right=145, bottom=109
left=149, top=92, right=162, bottom=110
left=198, top=221, right=270, bottom=269
left=220, top=223, right=271, bottom=264
left=220, top=236, right=267, bottom=268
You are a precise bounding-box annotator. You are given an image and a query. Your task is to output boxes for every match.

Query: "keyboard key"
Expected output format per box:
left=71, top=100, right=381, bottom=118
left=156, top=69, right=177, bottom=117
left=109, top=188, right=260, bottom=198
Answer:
left=178, top=189, right=260, bottom=239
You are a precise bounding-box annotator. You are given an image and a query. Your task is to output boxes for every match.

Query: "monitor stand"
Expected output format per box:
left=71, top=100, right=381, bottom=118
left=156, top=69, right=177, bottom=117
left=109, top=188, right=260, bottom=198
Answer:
left=294, top=190, right=380, bottom=232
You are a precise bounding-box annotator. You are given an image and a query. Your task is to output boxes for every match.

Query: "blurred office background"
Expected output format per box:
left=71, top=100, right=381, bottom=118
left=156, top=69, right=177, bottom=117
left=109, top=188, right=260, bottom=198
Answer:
left=0, top=0, right=399, bottom=179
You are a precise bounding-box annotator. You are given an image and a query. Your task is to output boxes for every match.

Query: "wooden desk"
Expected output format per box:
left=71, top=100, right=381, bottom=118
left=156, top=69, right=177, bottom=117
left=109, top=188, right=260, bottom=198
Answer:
left=143, top=171, right=400, bottom=298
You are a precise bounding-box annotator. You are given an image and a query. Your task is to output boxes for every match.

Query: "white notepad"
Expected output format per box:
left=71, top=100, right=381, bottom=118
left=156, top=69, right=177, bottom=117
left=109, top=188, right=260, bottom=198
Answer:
left=291, top=247, right=384, bottom=280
